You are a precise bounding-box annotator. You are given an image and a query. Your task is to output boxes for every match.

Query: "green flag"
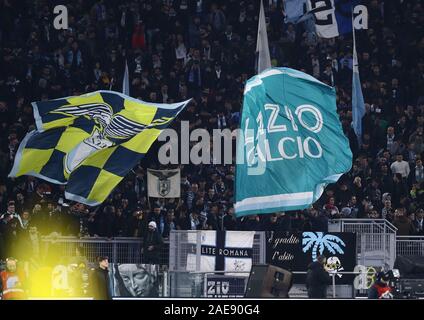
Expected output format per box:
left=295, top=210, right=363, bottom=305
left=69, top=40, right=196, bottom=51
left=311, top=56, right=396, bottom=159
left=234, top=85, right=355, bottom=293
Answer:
left=235, top=68, right=352, bottom=217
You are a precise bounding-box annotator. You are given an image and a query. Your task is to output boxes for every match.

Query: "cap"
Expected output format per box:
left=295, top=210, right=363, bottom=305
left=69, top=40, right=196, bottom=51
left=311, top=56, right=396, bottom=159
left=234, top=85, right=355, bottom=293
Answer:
left=148, top=221, right=157, bottom=229
left=376, top=271, right=390, bottom=282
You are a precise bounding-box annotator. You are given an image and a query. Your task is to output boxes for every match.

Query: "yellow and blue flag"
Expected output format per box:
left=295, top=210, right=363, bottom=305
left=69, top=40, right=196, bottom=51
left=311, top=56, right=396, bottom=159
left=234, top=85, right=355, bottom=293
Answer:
left=9, top=90, right=190, bottom=206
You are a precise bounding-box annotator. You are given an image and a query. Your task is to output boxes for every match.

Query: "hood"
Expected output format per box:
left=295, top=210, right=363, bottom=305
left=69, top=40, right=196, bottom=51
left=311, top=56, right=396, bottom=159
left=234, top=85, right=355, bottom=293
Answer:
left=307, top=261, right=323, bottom=270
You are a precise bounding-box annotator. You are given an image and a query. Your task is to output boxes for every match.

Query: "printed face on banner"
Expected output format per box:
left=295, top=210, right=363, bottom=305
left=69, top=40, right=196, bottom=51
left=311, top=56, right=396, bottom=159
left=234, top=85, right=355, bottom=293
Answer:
left=112, top=264, right=158, bottom=297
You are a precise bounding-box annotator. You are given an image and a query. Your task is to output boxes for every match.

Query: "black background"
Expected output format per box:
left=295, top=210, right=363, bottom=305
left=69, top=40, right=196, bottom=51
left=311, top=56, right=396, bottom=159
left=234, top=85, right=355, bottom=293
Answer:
left=266, top=232, right=357, bottom=284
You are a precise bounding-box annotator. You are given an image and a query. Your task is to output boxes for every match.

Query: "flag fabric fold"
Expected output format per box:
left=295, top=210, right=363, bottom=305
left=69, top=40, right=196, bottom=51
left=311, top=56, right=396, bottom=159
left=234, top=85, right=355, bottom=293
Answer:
left=9, top=90, right=190, bottom=206
left=283, top=0, right=307, bottom=24
left=235, top=68, right=352, bottom=217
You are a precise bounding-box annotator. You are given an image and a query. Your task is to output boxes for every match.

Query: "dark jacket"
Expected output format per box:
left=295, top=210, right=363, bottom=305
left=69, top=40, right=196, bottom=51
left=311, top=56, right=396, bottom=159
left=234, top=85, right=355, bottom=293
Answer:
left=394, top=217, right=416, bottom=235
left=305, top=261, right=332, bottom=298
left=412, top=218, right=424, bottom=235
left=143, top=230, right=164, bottom=264
left=90, top=267, right=112, bottom=300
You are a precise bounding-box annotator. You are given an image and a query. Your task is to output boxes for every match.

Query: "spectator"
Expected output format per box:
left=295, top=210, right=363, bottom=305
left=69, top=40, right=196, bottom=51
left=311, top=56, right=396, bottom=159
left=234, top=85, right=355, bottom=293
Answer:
left=0, top=201, right=18, bottom=220
left=142, top=221, right=163, bottom=264
left=381, top=200, right=394, bottom=222
left=410, top=158, right=424, bottom=185
left=131, top=208, right=147, bottom=238
left=307, top=209, right=328, bottom=233
left=306, top=255, right=331, bottom=299
left=323, top=197, right=340, bottom=219
left=368, top=272, right=393, bottom=299
left=17, top=210, right=30, bottom=231
left=393, top=208, right=415, bottom=235
left=149, top=204, right=165, bottom=236
left=206, top=204, right=221, bottom=230
left=278, top=212, right=293, bottom=232
left=240, top=215, right=261, bottom=231
left=344, top=196, right=360, bottom=218
left=185, top=210, right=199, bottom=231
left=162, top=209, right=177, bottom=238
left=89, top=256, right=112, bottom=300
left=390, top=154, right=410, bottom=179
left=223, top=207, right=237, bottom=231
left=0, top=257, right=27, bottom=300
left=412, top=209, right=424, bottom=235
left=263, top=213, right=281, bottom=231
left=392, top=173, right=408, bottom=207
left=174, top=206, right=188, bottom=230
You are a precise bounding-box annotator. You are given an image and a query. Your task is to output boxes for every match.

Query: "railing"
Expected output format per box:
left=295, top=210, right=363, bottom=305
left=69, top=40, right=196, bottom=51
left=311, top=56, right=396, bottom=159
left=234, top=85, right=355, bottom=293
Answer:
left=40, top=236, right=169, bottom=265
left=396, top=236, right=424, bottom=257
left=337, top=219, right=398, bottom=234
left=329, top=219, right=398, bottom=269
left=167, top=231, right=266, bottom=298
left=16, top=230, right=423, bottom=299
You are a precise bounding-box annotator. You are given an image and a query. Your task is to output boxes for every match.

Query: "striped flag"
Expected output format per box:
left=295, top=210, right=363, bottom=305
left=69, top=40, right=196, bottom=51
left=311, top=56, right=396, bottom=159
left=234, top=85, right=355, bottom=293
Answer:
left=9, top=91, right=190, bottom=206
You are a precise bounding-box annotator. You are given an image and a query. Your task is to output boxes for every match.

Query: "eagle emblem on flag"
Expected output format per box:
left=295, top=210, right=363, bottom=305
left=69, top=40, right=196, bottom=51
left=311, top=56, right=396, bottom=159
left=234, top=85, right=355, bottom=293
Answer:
left=9, top=90, right=190, bottom=205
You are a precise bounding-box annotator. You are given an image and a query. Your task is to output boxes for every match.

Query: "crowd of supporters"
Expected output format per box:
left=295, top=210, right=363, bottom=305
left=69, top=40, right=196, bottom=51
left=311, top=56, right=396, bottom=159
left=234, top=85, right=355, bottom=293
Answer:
left=0, top=0, right=424, bottom=261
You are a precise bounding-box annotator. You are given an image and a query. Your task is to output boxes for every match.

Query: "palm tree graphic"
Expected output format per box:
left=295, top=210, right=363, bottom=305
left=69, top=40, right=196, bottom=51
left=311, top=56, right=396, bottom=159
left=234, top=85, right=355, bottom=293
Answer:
left=302, top=232, right=346, bottom=261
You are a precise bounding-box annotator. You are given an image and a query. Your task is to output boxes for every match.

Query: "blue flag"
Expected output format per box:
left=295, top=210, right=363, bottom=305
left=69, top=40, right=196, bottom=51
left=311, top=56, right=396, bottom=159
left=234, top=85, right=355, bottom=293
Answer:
left=283, top=0, right=307, bottom=23
left=352, top=30, right=365, bottom=144
left=235, top=68, right=352, bottom=217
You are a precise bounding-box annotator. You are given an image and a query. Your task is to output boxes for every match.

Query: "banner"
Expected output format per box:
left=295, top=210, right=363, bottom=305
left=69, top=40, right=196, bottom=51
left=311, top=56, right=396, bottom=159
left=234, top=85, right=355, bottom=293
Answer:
left=111, top=263, right=159, bottom=297
left=9, top=90, right=190, bottom=206
left=186, top=231, right=255, bottom=275
left=28, top=263, right=159, bottom=298
left=147, top=168, right=181, bottom=198
left=235, top=68, right=352, bottom=217
left=206, top=275, right=246, bottom=298
left=266, top=232, right=356, bottom=284
left=307, top=0, right=368, bottom=38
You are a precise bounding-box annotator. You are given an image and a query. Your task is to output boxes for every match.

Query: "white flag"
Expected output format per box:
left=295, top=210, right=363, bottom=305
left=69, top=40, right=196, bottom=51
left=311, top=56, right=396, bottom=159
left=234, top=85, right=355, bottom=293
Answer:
left=187, top=231, right=255, bottom=276
left=256, top=0, right=271, bottom=73
left=122, top=60, right=130, bottom=96
left=147, top=169, right=181, bottom=198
